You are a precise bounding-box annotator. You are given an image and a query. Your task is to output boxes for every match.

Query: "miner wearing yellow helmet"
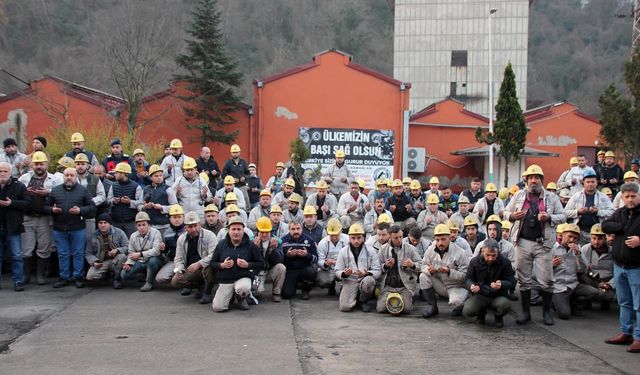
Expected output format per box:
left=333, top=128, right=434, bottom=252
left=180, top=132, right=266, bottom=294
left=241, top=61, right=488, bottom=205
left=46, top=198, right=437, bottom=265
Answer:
left=65, top=132, right=99, bottom=171
left=305, top=179, right=338, bottom=227
left=214, top=175, right=248, bottom=212
left=301, top=205, right=323, bottom=244
left=172, top=157, right=212, bottom=222
left=265, top=161, right=287, bottom=194
left=386, top=177, right=418, bottom=233
left=316, top=218, right=349, bottom=296
left=556, top=156, right=579, bottom=191
left=473, top=183, right=504, bottom=232
left=252, top=217, right=286, bottom=303
left=579, top=224, right=615, bottom=310
left=416, top=193, right=448, bottom=241
left=337, top=180, right=369, bottom=230
left=155, top=204, right=187, bottom=286
left=221, top=144, right=251, bottom=207
left=107, top=162, right=144, bottom=237
left=272, top=177, right=296, bottom=211
left=248, top=189, right=272, bottom=233
left=598, top=151, right=625, bottom=195
left=504, top=164, right=566, bottom=326
left=159, top=138, right=189, bottom=186
left=364, top=195, right=393, bottom=237
left=141, top=165, right=179, bottom=232
left=563, top=154, right=590, bottom=195
left=322, top=148, right=355, bottom=197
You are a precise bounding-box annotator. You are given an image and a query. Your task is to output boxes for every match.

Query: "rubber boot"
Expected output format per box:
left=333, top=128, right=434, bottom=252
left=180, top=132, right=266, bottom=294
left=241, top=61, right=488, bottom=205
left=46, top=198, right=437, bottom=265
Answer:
left=421, top=288, right=439, bottom=318
left=541, top=291, right=555, bottom=326
left=237, top=295, right=249, bottom=310
left=140, top=270, right=155, bottom=292
left=36, top=257, right=48, bottom=285
left=494, top=314, right=504, bottom=328
left=112, top=267, right=123, bottom=289
left=359, top=294, right=372, bottom=313
left=23, top=257, right=32, bottom=284
left=516, top=290, right=532, bottom=325
left=199, top=281, right=214, bottom=304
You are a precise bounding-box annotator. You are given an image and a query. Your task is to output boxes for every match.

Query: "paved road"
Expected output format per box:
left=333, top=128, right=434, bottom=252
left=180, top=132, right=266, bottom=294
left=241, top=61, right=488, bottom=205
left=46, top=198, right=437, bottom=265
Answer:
left=1, top=283, right=638, bottom=375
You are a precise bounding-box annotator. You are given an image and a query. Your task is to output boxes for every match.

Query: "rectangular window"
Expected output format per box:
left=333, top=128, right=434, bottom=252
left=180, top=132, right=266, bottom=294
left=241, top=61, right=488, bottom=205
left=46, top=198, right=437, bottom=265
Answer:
left=450, top=82, right=457, bottom=97
left=451, top=50, right=468, bottom=67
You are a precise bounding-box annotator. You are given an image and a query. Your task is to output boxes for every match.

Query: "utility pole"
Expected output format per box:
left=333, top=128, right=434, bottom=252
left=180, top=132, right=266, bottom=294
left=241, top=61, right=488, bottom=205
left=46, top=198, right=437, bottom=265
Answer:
left=634, top=0, right=640, bottom=51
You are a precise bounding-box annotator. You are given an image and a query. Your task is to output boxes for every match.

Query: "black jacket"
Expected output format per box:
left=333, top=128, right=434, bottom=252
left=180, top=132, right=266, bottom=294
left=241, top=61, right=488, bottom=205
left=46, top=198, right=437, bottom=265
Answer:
left=602, top=205, right=640, bottom=268
left=281, top=233, right=318, bottom=270
left=44, top=183, right=96, bottom=232
left=221, top=158, right=249, bottom=187
left=386, top=193, right=413, bottom=221
left=0, top=177, right=30, bottom=234
left=210, top=234, right=264, bottom=283
left=196, top=156, right=221, bottom=188
left=465, top=254, right=515, bottom=298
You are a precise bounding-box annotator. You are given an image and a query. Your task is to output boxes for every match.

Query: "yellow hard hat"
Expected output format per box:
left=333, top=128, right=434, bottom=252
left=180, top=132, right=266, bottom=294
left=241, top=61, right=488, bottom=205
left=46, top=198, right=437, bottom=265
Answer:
left=569, top=157, right=578, bottom=166
left=385, top=292, right=404, bottom=315
left=225, top=192, right=238, bottom=202
left=377, top=213, right=393, bottom=224
left=556, top=223, right=567, bottom=234
left=486, top=214, right=502, bottom=225
left=335, top=149, right=346, bottom=158
left=464, top=215, right=479, bottom=227
left=316, top=180, right=328, bottom=189
left=604, top=151, right=615, bottom=158
left=485, top=183, right=497, bottom=192
left=501, top=220, right=513, bottom=230
left=402, top=177, right=412, bottom=184
left=357, top=179, right=366, bottom=189
left=269, top=205, right=283, bottom=214
left=259, top=189, right=272, bottom=197
left=289, top=193, right=302, bottom=204
left=303, top=205, right=317, bottom=215
left=199, top=172, right=209, bottom=183
left=385, top=178, right=393, bottom=186
left=434, top=223, right=451, bottom=236
left=590, top=224, right=605, bottom=236
left=132, top=148, right=145, bottom=156
left=376, top=178, right=386, bottom=187
left=114, top=162, right=132, bottom=174
left=523, top=164, right=544, bottom=177
left=31, top=151, right=48, bottom=163
left=284, top=178, right=296, bottom=187
left=276, top=162, right=285, bottom=169
left=58, top=156, right=75, bottom=169
left=223, top=176, right=235, bottom=185
left=256, top=216, right=273, bottom=232
left=498, top=187, right=509, bottom=200
left=391, top=179, right=403, bottom=188
left=624, top=171, right=638, bottom=180
left=183, top=157, right=197, bottom=170
left=509, top=185, right=520, bottom=195
left=597, top=150, right=606, bottom=156
left=225, top=204, right=240, bottom=214
left=230, top=144, right=241, bottom=153
left=410, top=180, right=421, bottom=190
left=429, top=176, right=440, bottom=184
left=546, top=182, right=557, bottom=191
left=204, top=204, right=219, bottom=213
left=427, top=194, right=439, bottom=204
left=348, top=223, right=365, bottom=235
left=169, top=204, right=184, bottom=216
left=601, top=187, right=612, bottom=196
left=169, top=139, right=182, bottom=148
left=70, top=132, right=84, bottom=142
left=135, top=211, right=150, bottom=222
left=74, top=153, right=89, bottom=164
left=447, top=219, right=460, bottom=232
left=562, top=223, right=581, bottom=235
left=149, top=164, right=163, bottom=176
left=326, top=218, right=342, bottom=235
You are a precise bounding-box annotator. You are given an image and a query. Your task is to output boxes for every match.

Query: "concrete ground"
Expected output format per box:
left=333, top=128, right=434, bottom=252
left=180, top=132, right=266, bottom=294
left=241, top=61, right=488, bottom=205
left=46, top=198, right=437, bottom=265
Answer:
left=1, top=281, right=638, bottom=375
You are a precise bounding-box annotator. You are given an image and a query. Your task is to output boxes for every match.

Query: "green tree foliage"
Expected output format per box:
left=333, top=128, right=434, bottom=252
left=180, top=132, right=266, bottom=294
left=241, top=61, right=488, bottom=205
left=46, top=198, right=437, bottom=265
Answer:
left=476, top=63, right=527, bottom=187
left=174, top=0, right=243, bottom=146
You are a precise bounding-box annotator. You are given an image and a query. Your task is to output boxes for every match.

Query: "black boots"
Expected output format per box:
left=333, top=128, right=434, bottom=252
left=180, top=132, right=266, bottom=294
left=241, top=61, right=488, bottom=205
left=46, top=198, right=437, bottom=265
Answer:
left=199, top=281, right=214, bottom=304
left=23, top=257, right=32, bottom=284
left=36, top=257, right=48, bottom=285
left=421, top=288, right=439, bottom=318
left=541, top=291, right=555, bottom=326
left=516, top=290, right=532, bottom=325
left=494, top=314, right=504, bottom=328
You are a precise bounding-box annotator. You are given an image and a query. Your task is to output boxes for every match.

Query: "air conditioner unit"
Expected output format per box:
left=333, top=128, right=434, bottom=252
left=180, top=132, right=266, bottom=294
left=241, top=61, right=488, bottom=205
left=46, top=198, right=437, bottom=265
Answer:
left=407, top=147, right=425, bottom=173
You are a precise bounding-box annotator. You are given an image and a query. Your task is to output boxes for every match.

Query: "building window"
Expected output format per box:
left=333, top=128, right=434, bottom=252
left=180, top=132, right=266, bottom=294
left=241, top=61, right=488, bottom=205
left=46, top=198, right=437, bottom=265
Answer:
left=450, top=82, right=457, bottom=97
left=451, top=50, right=468, bottom=67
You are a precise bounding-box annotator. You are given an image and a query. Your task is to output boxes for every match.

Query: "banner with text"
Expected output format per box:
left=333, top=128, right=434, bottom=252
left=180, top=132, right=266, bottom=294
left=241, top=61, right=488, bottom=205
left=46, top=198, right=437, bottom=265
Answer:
left=299, top=127, right=394, bottom=188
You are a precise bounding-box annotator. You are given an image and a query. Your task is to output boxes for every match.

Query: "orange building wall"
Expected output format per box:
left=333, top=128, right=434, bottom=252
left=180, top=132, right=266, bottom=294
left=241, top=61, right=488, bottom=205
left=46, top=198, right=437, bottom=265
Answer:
left=253, top=50, right=409, bottom=182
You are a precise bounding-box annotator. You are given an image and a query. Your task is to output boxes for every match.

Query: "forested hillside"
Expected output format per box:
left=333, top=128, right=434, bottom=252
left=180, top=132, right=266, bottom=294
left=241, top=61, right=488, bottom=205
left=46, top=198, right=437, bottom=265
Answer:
left=0, top=0, right=633, bottom=116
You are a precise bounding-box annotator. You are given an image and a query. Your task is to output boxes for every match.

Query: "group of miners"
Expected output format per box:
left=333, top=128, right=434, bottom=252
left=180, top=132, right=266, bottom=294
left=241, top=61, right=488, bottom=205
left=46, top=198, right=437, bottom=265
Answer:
left=0, top=135, right=639, bottom=353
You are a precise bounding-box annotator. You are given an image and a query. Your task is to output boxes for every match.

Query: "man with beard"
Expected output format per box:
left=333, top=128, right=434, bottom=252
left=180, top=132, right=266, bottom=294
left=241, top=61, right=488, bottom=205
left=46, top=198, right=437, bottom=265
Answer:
left=387, top=179, right=417, bottom=232
left=438, top=185, right=459, bottom=217
left=265, top=162, right=286, bottom=194
left=286, top=154, right=305, bottom=197
left=21, top=136, right=48, bottom=175
left=462, top=177, right=485, bottom=211
left=564, top=168, right=614, bottom=245
left=84, top=213, right=128, bottom=289
left=302, top=205, right=323, bottom=245
left=75, top=153, right=106, bottom=238
left=141, top=164, right=178, bottom=232
left=597, top=151, right=625, bottom=195
left=203, top=204, right=224, bottom=236
left=463, top=239, right=516, bottom=328
left=419, top=224, right=470, bottom=318
left=196, top=146, right=220, bottom=190
left=403, top=226, right=431, bottom=258
left=218, top=193, right=248, bottom=225
left=221, top=144, right=250, bottom=207
left=210, top=216, right=264, bottom=312
left=417, top=194, right=449, bottom=241
left=365, top=219, right=392, bottom=251
left=473, top=183, right=504, bottom=231
left=121, top=212, right=163, bottom=292
left=172, top=211, right=218, bottom=304
left=248, top=189, right=272, bottom=233
left=65, top=132, right=99, bottom=170
left=268, top=205, right=289, bottom=238
left=335, top=223, right=381, bottom=312
left=155, top=205, right=186, bottom=286
left=18, top=152, right=61, bottom=285
left=376, top=225, right=421, bottom=314
left=579, top=224, right=616, bottom=310
left=448, top=219, right=473, bottom=258
left=281, top=220, right=318, bottom=300
left=160, top=139, right=188, bottom=186
left=173, top=157, right=212, bottom=222
left=322, top=149, right=354, bottom=198
left=504, top=164, right=566, bottom=326
left=102, top=139, right=132, bottom=181
left=316, top=218, right=349, bottom=295
left=273, top=178, right=296, bottom=211
left=0, top=161, right=30, bottom=291
left=92, top=165, right=113, bottom=216
left=473, top=215, right=517, bottom=300
left=461, top=215, right=486, bottom=252
left=564, top=154, right=590, bottom=195
left=0, top=138, right=26, bottom=178
left=364, top=196, right=393, bottom=237
left=282, top=193, right=303, bottom=224
left=107, top=162, right=143, bottom=237
left=45, top=167, right=96, bottom=289
left=252, top=217, right=286, bottom=302
left=306, top=180, right=338, bottom=227
left=337, top=181, right=369, bottom=229
left=129, top=149, right=151, bottom=188
left=215, top=175, right=247, bottom=211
